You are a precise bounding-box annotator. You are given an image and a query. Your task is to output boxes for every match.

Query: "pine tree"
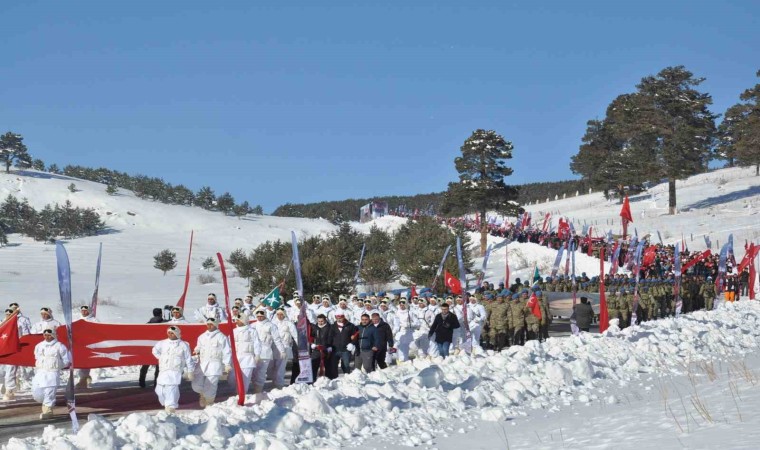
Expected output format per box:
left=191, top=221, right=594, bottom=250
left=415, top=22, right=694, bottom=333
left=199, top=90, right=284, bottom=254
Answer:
left=106, top=183, right=118, bottom=195
left=440, top=129, right=521, bottom=255
left=194, top=186, right=216, bottom=210
left=68, top=183, right=78, bottom=193
left=32, top=159, right=45, bottom=171
left=216, top=192, right=235, bottom=214
left=720, top=70, right=760, bottom=175
left=360, top=225, right=396, bottom=290
left=622, top=66, right=717, bottom=214
left=0, top=132, right=32, bottom=173
left=202, top=256, right=216, bottom=271
left=393, top=216, right=473, bottom=290
left=251, top=205, right=264, bottom=215
left=154, top=249, right=178, bottom=276
left=0, top=227, right=7, bottom=247
left=232, top=201, right=249, bottom=219
left=47, top=163, right=60, bottom=174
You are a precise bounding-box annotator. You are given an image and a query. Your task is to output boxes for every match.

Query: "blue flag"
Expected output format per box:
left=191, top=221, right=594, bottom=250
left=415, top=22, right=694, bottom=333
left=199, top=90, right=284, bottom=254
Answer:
left=55, top=243, right=79, bottom=433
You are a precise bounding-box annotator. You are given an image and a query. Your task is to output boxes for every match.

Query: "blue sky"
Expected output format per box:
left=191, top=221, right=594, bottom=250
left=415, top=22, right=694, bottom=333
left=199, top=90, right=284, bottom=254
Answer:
left=1, top=1, right=758, bottom=212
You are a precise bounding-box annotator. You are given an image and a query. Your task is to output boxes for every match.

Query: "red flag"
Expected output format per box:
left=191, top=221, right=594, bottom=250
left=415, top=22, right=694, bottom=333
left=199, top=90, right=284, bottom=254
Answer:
left=642, top=245, right=657, bottom=267
left=0, top=320, right=234, bottom=368
left=620, top=196, right=633, bottom=239
left=599, top=247, right=609, bottom=333
left=541, top=213, right=551, bottom=233
left=681, top=250, right=712, bottom=272
left=586, top=226, right=593, bottom=256
left=0, top=313, right=20, bottom=357
left=176, top=230, right=194, bottom=309
left=444, top=270, right=462, bottom=295
left=217, top=253, right=245, bottom=406
left=750, top=247, right=757, bottom=300
left=410, top=284, right=418, bottom=299
left=527, top=293, right=542, bottom=320
left=738, top=244, right=760, bottom=273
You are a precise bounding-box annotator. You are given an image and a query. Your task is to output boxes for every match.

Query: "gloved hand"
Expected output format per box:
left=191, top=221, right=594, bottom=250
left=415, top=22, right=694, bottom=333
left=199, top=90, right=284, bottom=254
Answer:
left=327, top=347, right=332, bottom=353
left=389, top=347, right=397, bottom=354
left=346, top=343, right=355, bottom=352
left=224, top=365, right=231, bottom=374
left=311, top=343, right=317, bottom=349
left=184, top=371, right=194, bottom=382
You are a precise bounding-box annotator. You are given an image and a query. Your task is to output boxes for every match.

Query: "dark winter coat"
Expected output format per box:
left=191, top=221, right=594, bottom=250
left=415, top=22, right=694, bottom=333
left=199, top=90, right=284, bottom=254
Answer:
left=309, top=323, right=334, bottom=359
left=372, top=320, right=394, bottom=350
left=573, top=302, right=595, bottom=329
left=356, top=324, right=378, bottom=351
left=330, top=321, right=358, bottom=352
left=429, top=312, right=460, bottom=344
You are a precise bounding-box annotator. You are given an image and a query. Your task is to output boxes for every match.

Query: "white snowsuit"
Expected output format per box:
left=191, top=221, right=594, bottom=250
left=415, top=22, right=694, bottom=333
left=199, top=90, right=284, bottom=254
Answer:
left=192, top=329, right=231, bottom=402
left=152, top=338, right=195, bottom=409
left=32, top=339, right=70, bottom=407
left=393, top=308, right=419, bottom=362
left=193, top=304, right=227, bottom=323
left=468, top=302, right=487, bottom=349
left=251, top=319, right=286, bottom=393
left=228, top=325, right=262, bottom=393
left=31, top=318, right=62, bottom=334
left=269, top=317, right=298, bottom=388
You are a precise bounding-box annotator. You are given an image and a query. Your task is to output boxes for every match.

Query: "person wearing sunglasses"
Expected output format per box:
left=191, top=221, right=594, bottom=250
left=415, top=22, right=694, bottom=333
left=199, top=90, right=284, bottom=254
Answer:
left=32, top=328, right=70, bottom=419
left=191, top=317, right=231, bottom=407
left=31, top=307, right=61, bottom=335
left=151, top=326, right=195, bottom=413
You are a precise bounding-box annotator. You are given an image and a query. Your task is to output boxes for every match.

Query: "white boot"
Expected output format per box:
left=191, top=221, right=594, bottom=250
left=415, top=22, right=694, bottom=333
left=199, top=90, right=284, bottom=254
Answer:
left=204, top=395, right=215, bottom=406
left=199, top=395, right=207, bottom=408
left=165, top=406, right=176, bottom=414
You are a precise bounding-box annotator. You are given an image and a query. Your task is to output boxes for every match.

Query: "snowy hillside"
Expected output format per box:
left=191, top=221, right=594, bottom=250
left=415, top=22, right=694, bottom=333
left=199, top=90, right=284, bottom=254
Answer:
left=523, top=166, right=760, bottom=250
left=0, top=170, right=336, bottom=322
left=1, top=166, right=759, bottom=323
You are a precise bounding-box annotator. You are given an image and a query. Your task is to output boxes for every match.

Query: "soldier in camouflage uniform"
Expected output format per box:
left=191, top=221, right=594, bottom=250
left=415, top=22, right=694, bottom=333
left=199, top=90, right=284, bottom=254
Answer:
left=608, top=290, right=621, bottom=327
left=700, top=276, right=717, bottom=311
left=509, top=293, right=526, bottom=346
left=487, top=295, right=510, bottom=351
left=538, top=291, right=551, bottom=341
left=523, top=290, right=540, bottom=342
left=544, top=277, right=555, bottom=292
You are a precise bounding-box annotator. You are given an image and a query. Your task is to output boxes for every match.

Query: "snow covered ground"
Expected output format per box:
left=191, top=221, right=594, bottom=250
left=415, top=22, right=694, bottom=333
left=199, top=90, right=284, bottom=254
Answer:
left=2, top=166, right=760, bottom=448
left=6, top=300, right=760, bottom=449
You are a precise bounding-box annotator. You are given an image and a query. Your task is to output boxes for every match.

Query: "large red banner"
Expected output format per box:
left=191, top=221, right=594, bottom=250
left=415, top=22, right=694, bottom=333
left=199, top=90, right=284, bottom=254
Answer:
left=0, top=320, right=234, bottom=369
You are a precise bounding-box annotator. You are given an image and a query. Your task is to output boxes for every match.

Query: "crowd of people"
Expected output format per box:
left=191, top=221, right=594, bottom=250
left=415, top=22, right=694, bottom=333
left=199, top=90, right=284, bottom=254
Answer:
left=0, top=245, right=753, bottom=418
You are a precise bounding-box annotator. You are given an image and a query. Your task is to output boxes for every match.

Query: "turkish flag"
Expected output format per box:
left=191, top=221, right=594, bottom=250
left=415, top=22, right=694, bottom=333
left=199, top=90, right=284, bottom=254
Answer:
left=444, top=270, right=462, bottom=295
left=642, top=245, right=657, bottom=267
left=0, top=320, right=236, bottom=368
left=410, top=284, right=418, bottom=299
left=0, top=314, right=20, bottom=357
left=527, top=294, right=542, bottom=320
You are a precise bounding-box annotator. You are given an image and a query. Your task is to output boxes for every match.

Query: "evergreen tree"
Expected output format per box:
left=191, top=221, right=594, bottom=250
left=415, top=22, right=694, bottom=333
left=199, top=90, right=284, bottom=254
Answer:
left=68, top=183, right=78, bottom=193
left=245, top=240, right=291, bottom=294
left=621, top=66, right=717, bottom=214
left=169, top=185, right=195, bottom=205
left=393, top=216, right=473, bottom=291
left=251, top=204, right=264, bottom=215
left=194, top=186, right=216, bottom=210
left=0, top=227, right=7, bottom=247
left=106, top=183, right=118, bottom=195
left=440, top=129, right=521, bottom=255
left=360, top=225, right=396, bottom=290
left=47, top=163, right=60, bottom=174
left=32, top=158, right=45, bottom=171
left=202, top=256, right=216, bottom=271
left=0, top=132, right=32, bottom=173
left=719, top=70, right=760, bottom=175
left=232, top=201, right=250, bottom=219
left=216, top=192, right=235, bottom=214
left=154, top=249, right=178, bottom=275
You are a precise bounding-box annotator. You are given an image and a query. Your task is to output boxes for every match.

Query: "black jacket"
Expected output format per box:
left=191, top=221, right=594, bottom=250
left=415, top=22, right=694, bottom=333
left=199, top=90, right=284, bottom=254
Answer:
left=429, top=312, right=460, bottom=344
left=372, top=320, right=394, bottom=350
left=148, top=316, right=165, bottom=324
left=330, top=321, right=358, bottom=352
left=310, top=323, right=334, bottom=359
left=573, top=302, right=595, bottom=329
